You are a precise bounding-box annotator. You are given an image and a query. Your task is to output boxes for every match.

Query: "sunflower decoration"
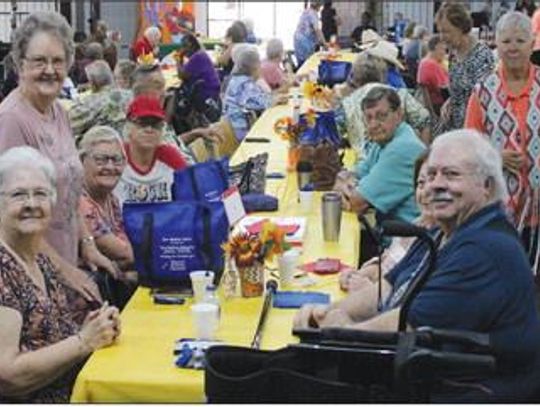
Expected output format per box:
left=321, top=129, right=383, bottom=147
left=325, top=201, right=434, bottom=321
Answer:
left=222, top=221, right=291, bottom=267
left=137, top=52, right=157, bottom=66
left=302, top=80, right=333, bottom=111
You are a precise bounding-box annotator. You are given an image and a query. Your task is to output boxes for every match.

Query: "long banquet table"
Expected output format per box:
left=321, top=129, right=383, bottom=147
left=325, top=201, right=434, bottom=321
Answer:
left=70, top=103, right=359, bottom=402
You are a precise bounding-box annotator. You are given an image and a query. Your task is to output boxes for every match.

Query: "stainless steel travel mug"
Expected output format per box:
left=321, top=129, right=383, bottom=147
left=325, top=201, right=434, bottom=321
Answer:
left=322, top=192, right=342, bottom=241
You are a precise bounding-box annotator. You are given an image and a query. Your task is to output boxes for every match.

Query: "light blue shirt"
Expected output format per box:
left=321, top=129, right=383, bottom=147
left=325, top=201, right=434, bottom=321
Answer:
left=356, top=122, right=426, bottom=223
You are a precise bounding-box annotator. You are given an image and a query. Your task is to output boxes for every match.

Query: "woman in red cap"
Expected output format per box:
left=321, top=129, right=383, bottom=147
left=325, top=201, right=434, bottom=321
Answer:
left=114, top=94, right=188, bottom=205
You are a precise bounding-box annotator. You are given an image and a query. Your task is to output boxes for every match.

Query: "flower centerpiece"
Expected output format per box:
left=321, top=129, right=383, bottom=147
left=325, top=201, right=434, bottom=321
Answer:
left=273, top=108, right=317, bottom=171
left=137, top=52, right=157, bottom=66
left=302, top=80, right=334, bottom=111
left=222, top=221, right=291, bottom=297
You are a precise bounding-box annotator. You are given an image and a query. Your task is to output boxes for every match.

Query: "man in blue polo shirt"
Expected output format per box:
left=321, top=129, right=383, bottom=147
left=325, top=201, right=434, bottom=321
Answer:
left=295, top=130, right=540, bottom=401
left=334, top=86, right=426, bottom=224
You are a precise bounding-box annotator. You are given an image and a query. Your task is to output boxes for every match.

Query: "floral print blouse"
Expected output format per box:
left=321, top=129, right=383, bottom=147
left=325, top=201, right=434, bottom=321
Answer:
left=0, top=242, right=83, bottom=403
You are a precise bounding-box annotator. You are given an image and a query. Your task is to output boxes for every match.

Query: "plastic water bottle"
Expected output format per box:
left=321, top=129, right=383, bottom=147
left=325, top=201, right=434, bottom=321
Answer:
left=291, top=89, right=301, bottom=124
left=203, top=285, right=221, bottom=320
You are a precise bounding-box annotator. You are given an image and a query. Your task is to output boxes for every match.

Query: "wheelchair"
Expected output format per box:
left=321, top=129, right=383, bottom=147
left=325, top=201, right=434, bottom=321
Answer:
left=204, top=220, right=540, bottom=403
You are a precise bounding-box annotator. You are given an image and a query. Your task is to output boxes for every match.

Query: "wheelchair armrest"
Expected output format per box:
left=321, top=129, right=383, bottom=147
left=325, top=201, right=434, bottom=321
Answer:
left=415, top=326, right=492, bottom=352
left=293, top=327, right=399, bottom=346
left=405, top=348, right=496, bottom=377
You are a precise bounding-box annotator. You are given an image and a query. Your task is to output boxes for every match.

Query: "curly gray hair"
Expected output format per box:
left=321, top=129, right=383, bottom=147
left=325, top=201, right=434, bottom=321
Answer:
left=79, top=125, right=125, bottom=159
left=11, top=11, right=74, bottom=71
left=232, top=44, right=261, bottom=76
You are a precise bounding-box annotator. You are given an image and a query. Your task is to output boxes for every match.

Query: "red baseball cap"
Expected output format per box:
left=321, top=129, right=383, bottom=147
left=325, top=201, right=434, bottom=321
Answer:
left=127, top=95, right=165, bottom=120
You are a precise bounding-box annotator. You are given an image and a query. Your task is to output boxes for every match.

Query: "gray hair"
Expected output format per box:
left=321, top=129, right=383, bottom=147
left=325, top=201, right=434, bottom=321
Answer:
left=144, top=26, right=161, bottom=42
left=232, top=44, right=260, bottom=75
left=84, top=42, right=104, bottom=60
left=496, top=11, right=533, bottom=41
left=12, top=11, right=74, bottom=70
left=79, top=126, right=125, bottom=158
left=361, top=86, right=401, bottom=112
left=431, top=130, right=508, bottom=202
left=0, top=146, right=57, bottom=204
left=114, top=59, right=136, bottom=88
left=349, top=54, right=384, bottom=89
left=412, top=25, right=428, bottom=39
left=266, top=38, right=284, bottom=60
left=85, top=60, right=114, bottom=89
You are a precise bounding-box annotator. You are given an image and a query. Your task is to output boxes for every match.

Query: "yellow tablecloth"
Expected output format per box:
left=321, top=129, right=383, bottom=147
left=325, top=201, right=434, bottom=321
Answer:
left=296, top=50, right=357, bottom=77
left=71, top=105, right=359, bottom=403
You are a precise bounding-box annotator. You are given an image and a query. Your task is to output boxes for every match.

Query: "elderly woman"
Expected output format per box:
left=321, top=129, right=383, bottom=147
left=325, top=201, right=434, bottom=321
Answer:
left=113, top=59, right=136, bottom=90
left=0, top=11, right=116, bottom=302
left=340, top=152, right=435, bottom=292
left=216, top=21, right=248, bottom=78
left=131, top=26, right=161, bottom=61
left=261, top=38, right=291, bottom=91
left=0, top=146, right=120, bottom=403
left=79, top=126, right=134, bottom=270
left=223, top=45, right=283, bottom=142
left=69, top=60, right=132, bottom=143
left=465, top=11, right=540, bottom=273
left=335, top=54, right=431, bottom=158
left=114, top=94, right=188, bottom=205
left=435, top=2, right=494, bottom=132
left=293, top=0, right=328, bottom=67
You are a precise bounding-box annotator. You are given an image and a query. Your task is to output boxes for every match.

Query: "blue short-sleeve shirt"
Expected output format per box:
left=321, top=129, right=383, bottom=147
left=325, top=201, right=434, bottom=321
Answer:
left=357, top=122, right=426, bottom=223
left=385, top=203, right=540, bottom=400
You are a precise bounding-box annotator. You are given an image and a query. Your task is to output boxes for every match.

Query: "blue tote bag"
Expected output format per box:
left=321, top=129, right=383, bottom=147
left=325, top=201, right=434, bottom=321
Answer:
left=123, top=201, right=230, bottom=288
left=298, top=110, right=341, bottom=147
left=318, top=60, right=352, bottom=87
left=173, top=158, right=229, bottom=203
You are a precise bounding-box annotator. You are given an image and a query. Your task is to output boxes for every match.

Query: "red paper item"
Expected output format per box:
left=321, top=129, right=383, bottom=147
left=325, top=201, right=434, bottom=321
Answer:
left=299, top=258, right=355, bottom=275
left=245, top=219, right=300, bottom=236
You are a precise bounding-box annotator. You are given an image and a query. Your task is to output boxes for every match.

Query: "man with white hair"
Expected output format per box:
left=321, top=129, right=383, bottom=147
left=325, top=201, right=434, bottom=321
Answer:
left=131, top=26, right=161, bottom=61
left=69, top=60, right=132, bottom=143
left=295, top=130, right=540, bottom=401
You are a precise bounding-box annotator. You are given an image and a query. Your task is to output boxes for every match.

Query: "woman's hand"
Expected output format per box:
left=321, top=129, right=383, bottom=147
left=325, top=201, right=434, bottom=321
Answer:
left=80, top=242, right=119, bottom=279
left=293, top=304, right=329, bottom=329
left=78, top=304, right=121, bottom=353
left=502, top=149, right=524, bottom=175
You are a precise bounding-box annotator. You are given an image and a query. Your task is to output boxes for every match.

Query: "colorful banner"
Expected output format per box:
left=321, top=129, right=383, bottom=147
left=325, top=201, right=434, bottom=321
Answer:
left=135, top=1, right=195, bottom=45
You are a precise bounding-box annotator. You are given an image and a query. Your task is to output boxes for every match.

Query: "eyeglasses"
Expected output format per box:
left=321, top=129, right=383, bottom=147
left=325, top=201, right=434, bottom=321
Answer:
left=23, top=55, right=67, bottom=71
left=363, top=109, right=396, bottom=126
left=90, top=153, right=125, bottom=167
left=1, top=188, right=52, bottom=204
left=132, top=118, right=165, bottom=130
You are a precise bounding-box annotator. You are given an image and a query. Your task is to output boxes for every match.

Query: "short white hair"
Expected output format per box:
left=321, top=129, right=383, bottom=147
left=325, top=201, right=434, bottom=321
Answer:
left=0, top=146, right=57, bottom=203
left=496, top=11, right=533, bottom=41
left=144, top=26, right=161, bottom=41
left=412, top=25, right=428, bottom=39
left=266, top=38, right=284, bottom=60
left=85, top=60, right=114, bottom=88
left=79, top=125, right=125, bottom=158
left=431, top=129, right=508, bottom=202
left=232, top=44, right=260, bottom=75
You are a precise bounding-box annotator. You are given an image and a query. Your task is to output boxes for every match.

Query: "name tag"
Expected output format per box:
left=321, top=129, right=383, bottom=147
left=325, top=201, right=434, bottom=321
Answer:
left=222, top=186, right=246, bottom=226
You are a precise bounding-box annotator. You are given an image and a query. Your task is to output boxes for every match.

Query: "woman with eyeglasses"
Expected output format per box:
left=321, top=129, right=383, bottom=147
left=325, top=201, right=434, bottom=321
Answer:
left=114, top=94, right=188, bottom=205
left=0, top=147, right=120, bottom=403
left=79, top=126, right=137, bottom=309
left=0, top=11, right=116, bottom=311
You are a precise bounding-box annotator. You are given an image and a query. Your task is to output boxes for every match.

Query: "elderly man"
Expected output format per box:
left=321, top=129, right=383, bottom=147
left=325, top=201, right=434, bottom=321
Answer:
left=69, top=60, right=132, bottom=143
left=295, top=130, right=540, bottom=402
left=131, top=26, right=161, bottom=61
left=335, top=86, right=426, bottom=224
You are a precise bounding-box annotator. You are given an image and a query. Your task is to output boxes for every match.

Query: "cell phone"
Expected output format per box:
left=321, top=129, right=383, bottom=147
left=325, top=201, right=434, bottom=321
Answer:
left=153, top=294, right=186, bottom=305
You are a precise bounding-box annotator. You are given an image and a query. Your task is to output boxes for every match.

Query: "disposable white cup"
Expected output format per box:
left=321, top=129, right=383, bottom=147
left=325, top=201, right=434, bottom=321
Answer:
left=299, top=190, right=314, bottom=213
left=189, top=270, right=215, bottom=303
left=278, top=249, right=300, bottom=285
left=191, top=303, right=219, bottom=340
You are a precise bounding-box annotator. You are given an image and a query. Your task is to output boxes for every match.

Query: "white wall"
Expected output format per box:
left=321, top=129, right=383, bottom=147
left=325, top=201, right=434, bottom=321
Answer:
left=100, top=0, right=138, bottom=59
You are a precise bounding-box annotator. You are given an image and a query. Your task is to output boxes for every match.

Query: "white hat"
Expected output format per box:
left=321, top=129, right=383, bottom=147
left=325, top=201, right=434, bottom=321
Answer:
left=364, top=40, right=404, bottom=70
left=357, top=29, right=383, bottom=50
